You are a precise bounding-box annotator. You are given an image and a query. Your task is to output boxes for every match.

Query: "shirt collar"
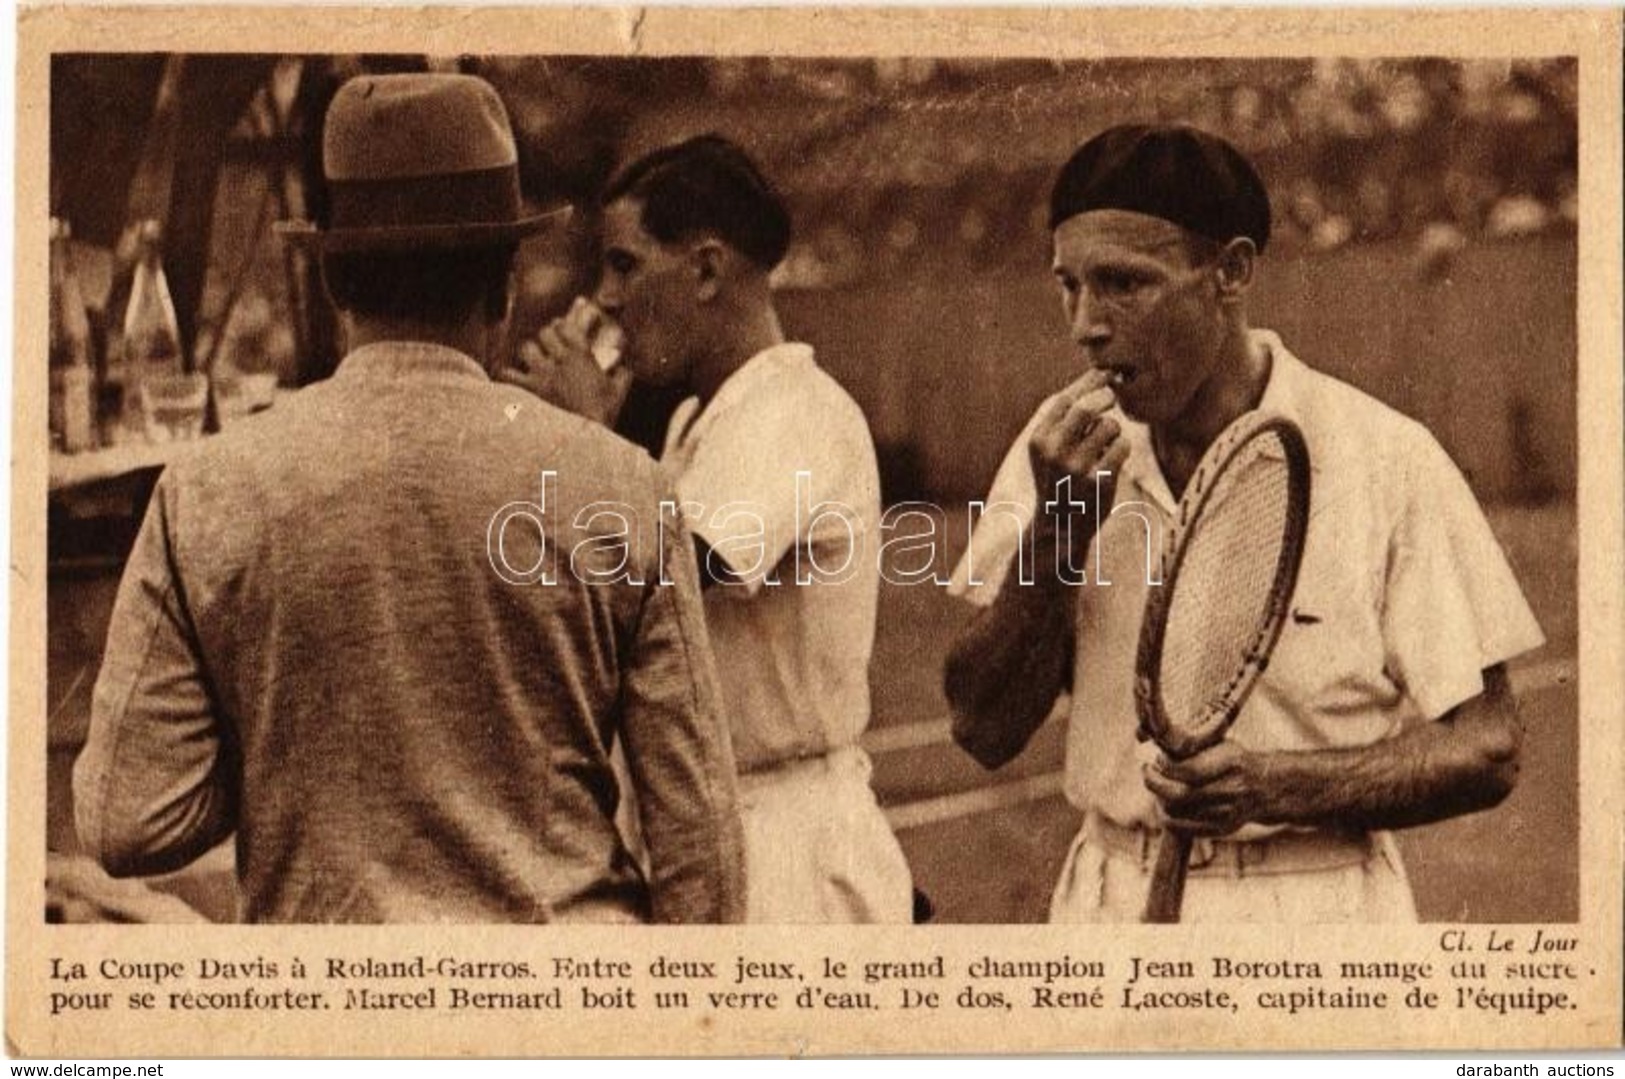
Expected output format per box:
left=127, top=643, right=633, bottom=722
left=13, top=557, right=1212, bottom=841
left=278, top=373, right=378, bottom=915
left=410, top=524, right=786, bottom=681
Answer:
left=1252, top=329, right=1308, bottom=422
left=677, top=341, right=815, bottom=451
left=334, top=341, right=490, bottom=383
left=1117, top=328, right=1310, bottom=514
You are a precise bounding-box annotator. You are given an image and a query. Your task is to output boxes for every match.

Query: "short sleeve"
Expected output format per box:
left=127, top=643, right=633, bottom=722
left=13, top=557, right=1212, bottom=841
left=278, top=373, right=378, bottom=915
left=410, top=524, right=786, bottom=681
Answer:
left=947, top=406, right=1041, bottom=606
left=675, top=384, right=854, bottom=596
left=1381, top=432, right=1545, bottom=719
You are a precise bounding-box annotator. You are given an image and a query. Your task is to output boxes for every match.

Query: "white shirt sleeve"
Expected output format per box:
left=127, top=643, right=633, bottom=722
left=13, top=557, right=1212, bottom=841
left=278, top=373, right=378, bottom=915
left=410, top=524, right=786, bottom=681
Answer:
left=947, top=406, right=1042, bottom=606
left=1381, top=431, right=1546, bottom=720
left=675, top=386, right=855, bottom=596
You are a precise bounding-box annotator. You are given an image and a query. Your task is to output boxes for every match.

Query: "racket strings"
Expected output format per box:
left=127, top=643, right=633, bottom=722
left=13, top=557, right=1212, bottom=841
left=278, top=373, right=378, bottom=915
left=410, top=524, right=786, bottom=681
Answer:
left=1157, top=435, right=1295, bottom=734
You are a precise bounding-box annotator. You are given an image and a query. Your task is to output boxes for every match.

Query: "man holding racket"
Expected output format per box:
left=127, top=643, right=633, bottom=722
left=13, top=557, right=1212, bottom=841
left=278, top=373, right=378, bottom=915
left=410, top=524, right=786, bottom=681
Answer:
left=944, top=123, right=1545, bottom=922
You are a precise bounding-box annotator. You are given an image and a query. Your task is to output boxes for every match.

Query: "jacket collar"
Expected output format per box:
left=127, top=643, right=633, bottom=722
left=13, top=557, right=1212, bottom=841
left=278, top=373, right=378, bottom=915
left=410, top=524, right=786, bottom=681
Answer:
left=334, top=340, right=490, bottom=383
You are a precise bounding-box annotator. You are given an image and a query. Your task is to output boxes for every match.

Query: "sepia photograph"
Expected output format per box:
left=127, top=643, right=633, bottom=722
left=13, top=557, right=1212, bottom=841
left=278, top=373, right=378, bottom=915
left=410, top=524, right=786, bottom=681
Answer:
left=11, top=4, right=1622, bottom=1058
left=40, top=47, right=1580, bottom=926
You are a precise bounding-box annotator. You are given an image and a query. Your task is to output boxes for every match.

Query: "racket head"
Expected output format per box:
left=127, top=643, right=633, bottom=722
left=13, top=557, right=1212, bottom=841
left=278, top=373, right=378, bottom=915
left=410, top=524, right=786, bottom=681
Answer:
left=1134, top=412, right=1311, bottom=760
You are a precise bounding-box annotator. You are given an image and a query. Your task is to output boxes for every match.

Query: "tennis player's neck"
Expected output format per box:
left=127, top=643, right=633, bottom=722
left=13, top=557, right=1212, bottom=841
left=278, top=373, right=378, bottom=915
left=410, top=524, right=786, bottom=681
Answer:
left=690, top=305, right=785, bottom=404
left=1158, top=336, right=1273, bottom=497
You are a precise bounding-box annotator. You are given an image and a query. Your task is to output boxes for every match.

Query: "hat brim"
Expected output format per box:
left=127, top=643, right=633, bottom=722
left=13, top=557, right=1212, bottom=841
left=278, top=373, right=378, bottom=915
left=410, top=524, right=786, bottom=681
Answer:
left=274, top=205, right=571, bottom=253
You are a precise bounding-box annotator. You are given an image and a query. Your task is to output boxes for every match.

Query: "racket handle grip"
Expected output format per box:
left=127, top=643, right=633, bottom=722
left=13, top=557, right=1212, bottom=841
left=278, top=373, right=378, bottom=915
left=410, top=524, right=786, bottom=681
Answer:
left=1142, top=830, right=1195, bottom=924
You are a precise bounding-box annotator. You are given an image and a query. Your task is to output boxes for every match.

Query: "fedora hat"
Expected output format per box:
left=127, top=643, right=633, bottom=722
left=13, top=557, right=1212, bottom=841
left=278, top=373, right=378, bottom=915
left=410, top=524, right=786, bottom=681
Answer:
left=276, top=73, right=567, bottom=253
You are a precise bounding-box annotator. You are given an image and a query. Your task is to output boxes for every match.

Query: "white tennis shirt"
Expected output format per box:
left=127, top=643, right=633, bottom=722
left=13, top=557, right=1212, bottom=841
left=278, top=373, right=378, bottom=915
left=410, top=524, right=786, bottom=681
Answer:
left=952, top=330, right=1546, bottom=828
left=663, top=342, right=882, bottom=773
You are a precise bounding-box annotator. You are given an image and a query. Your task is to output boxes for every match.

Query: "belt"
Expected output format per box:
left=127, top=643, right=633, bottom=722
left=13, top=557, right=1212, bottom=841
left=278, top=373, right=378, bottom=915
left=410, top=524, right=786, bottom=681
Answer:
left=1086, top=813, right=1375, bottom=878
left=737, top=744, right=869, bottom=788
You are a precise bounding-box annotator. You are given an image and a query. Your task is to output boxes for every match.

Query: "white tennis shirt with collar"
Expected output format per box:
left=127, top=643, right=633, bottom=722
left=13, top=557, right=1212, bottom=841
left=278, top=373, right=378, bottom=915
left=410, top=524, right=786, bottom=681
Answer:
left=951, top=329, right=1546, bottom=832
left=662, top=341, right=882, bottom=773
left=660, top=341, right=912, bottom=923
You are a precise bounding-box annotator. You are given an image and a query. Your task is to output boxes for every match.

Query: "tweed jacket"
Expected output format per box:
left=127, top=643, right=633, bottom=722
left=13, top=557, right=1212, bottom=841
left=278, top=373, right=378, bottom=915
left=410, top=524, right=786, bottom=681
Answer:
left=75, top=342, right=744, bottom=923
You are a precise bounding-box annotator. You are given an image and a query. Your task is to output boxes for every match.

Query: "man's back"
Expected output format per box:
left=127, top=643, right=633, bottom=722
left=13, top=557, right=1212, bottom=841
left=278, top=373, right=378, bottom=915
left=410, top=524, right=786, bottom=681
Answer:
left=76, top=342, right=742, bottom=923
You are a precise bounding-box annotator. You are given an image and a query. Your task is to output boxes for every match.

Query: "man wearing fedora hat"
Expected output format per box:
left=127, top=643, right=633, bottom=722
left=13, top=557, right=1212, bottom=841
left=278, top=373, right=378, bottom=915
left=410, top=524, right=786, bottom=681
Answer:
left=75, top=74, right=746, bottom=923
left=943, top=123, right=1544, bottom=922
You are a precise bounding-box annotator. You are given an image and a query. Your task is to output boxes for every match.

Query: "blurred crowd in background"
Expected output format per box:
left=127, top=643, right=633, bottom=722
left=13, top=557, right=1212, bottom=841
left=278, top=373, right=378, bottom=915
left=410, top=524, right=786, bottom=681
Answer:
left=603, top=56, right=1577, bottom=285
left=49, top=54, right=1577, bottom=500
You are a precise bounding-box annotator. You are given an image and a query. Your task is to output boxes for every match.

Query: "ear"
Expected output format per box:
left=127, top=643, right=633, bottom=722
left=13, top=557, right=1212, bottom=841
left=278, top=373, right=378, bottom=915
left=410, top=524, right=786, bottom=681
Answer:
left=691, top=238, right=728, bottom=304
left=1214, top=238, right=1256, bottom=302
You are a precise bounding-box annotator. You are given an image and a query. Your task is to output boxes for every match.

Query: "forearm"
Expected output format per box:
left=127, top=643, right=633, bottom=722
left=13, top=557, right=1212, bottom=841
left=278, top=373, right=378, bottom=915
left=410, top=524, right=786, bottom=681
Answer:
left=945, top=528, right=1077, bottom=769
left=76, top=748, right=236, bottom=878
left=637, top=701, right=746, bottom=924
left=643, top=808, right=746, bottom=924
left=625, top=526, right=747, bottom=923
left=74, top=681, right=238, bottom=878
left=630, top=699, right=746, bottom=923
left=1254, top=670, right=1521, bottom=832
left=75, top=488, right=237, bottom=878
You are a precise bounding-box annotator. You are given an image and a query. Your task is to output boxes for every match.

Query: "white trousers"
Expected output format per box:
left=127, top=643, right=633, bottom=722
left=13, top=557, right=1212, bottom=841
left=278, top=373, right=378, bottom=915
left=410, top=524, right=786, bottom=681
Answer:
left=1050, top=814, right=1419, bottom=924
left=738, top=747, right=913, bottom=924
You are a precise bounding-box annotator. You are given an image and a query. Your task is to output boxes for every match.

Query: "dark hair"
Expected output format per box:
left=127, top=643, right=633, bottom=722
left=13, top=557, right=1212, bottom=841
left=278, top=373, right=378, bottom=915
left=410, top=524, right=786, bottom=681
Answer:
left=322, top=245, right=517, bottom=324
left=602, top=135, right=791, bottom=270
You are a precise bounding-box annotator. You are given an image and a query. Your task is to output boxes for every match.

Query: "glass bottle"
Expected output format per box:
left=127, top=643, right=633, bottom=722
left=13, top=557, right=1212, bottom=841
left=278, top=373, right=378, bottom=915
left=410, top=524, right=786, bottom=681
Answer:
left=97, top=222, right=140, bottom=447
left=122, top=220, right=201, bottom=442
left=48, top=218, right=96, bottom=453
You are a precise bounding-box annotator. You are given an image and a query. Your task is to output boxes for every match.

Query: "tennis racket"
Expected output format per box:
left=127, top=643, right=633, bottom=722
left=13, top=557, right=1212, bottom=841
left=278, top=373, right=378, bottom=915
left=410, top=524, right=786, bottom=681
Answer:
left=1133, top=411, right=1312, bottom=923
